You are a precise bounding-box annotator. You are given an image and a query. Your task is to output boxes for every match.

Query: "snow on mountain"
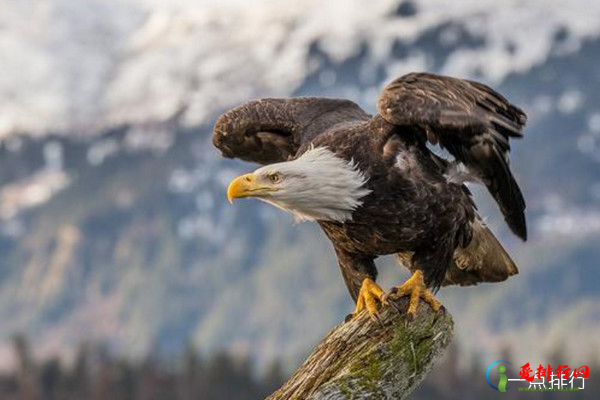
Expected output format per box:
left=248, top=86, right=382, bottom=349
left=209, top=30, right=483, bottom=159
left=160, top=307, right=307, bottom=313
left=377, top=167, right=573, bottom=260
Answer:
left=2, top=0, right=600, bottom=139
left=537, top=209, right=600, bottom=237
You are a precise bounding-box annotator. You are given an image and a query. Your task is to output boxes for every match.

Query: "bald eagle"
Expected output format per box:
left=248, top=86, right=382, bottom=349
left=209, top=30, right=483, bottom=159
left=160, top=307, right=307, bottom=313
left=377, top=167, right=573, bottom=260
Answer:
left=213, top=72, right=526, bottom=322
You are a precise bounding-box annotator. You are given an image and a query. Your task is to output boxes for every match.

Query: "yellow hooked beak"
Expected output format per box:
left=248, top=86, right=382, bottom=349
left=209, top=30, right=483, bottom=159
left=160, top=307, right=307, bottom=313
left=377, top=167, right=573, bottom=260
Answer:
left=227, top=173, right=262, bottom=204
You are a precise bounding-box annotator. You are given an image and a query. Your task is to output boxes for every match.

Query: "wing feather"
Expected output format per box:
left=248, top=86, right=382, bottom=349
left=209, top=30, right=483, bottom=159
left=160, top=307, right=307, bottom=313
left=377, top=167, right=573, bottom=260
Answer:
left=378, top=72, right=527, bottom=240
left=213, top=97, right=369, bottom=165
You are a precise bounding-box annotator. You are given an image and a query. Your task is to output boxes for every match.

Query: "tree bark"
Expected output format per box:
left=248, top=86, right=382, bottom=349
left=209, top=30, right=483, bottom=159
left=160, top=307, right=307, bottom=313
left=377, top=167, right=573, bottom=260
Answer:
left=267, top=297, right=453, bottom=400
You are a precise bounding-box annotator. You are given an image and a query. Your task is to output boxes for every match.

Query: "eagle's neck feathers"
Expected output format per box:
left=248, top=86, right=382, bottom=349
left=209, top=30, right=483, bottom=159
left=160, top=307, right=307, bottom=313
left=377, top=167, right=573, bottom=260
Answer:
left=256, top=147, right=371, bottom=222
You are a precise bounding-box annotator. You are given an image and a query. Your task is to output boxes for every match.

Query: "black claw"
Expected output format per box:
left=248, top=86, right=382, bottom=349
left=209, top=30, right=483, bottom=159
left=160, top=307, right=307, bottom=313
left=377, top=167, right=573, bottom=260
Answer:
left=371, top=312, right=385, bottom=328
left=389, top=300, right=404, bottom=314
left=405, top=313, right=415, bottom=326
left=344, top=313, right=354, bottom=323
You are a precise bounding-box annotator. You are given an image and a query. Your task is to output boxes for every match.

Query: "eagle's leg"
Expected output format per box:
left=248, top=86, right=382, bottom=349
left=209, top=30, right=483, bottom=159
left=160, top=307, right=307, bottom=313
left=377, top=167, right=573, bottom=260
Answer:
left=350, top=278, right=387, bottom=324
left=384, top=270, right=442, bottom=318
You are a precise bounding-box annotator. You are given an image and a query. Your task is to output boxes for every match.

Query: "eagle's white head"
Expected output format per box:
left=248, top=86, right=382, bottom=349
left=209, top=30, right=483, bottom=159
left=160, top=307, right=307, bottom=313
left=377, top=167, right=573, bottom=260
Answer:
left=226, top=147, right=371, bottom=222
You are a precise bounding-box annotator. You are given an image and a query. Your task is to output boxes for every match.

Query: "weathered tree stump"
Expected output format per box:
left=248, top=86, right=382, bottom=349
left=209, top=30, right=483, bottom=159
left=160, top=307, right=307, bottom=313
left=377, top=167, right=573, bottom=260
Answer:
left=268, top=298, right=453, bottom=399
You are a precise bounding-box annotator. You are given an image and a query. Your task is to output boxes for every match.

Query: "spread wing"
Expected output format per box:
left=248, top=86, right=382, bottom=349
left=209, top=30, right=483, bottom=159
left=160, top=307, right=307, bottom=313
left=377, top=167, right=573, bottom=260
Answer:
left=213, top=97, right=370, bottom=165
left=378, top=72, right=527, bottom=240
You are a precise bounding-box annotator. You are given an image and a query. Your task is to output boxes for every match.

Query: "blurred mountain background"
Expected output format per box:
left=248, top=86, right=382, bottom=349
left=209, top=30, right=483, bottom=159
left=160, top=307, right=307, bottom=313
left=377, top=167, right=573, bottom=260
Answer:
left=1, top=0, right=600, bottom=397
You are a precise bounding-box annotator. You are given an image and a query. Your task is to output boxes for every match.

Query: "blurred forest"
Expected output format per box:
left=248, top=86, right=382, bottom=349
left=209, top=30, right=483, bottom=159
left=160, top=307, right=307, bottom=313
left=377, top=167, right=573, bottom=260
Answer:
left=0, top=335, right=284, bottom=400
left=1, top=335, right=597, bottom=399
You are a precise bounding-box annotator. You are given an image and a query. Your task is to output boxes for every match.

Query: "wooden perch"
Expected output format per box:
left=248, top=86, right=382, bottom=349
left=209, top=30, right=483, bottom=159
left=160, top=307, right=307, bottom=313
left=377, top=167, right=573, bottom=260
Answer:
left=267, top=298, right=454, bottom=400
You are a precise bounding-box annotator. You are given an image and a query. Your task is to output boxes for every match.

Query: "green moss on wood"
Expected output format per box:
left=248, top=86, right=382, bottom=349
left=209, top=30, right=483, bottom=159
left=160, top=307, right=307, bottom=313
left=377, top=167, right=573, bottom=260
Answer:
left=269, top=300, right=454, bottom=400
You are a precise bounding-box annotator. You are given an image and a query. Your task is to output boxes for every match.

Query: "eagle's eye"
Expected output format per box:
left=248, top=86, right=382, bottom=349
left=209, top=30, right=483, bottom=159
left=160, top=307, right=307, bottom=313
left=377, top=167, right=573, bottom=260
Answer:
left=268, top=173, right=281, bottom=184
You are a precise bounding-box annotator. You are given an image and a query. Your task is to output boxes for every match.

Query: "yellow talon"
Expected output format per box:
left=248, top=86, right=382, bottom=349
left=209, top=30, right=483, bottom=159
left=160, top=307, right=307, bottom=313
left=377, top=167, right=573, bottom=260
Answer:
left=385, top=270, right=443, bottom=318
left=350, top=278, right=387, bottom=323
